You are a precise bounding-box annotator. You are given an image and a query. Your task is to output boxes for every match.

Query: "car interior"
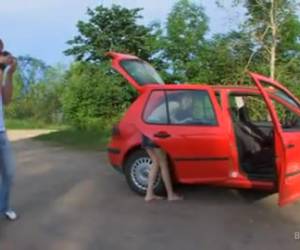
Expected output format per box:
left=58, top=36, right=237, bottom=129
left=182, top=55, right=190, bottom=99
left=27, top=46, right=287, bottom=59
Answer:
left=228, top=94, right=277, bottom=181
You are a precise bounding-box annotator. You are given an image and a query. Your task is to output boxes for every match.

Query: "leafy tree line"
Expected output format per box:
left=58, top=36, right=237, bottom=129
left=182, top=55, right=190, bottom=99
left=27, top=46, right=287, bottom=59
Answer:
left=5, top=56, right=65, bottom=125
left=5, top=0, right=300, bottom=130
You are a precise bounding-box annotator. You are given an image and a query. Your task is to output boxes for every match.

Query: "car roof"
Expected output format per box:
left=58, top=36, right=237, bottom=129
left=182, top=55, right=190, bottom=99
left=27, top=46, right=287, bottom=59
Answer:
left=142, top=83, right=259, bottom=93
left=142, top=84, right=211, bottom=90
left=212, top=85, right=258, bottom=92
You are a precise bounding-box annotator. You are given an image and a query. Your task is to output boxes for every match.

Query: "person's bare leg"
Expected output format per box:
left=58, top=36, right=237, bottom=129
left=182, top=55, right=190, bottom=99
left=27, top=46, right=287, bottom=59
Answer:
left=145, top=148, right=164, bottom=202
left=154, top=148, right=183, bottom=201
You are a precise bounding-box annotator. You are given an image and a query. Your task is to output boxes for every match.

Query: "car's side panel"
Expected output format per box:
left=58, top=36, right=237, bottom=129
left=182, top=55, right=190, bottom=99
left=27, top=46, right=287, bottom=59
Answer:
left=278, top=132, right=300, bottom=204
left=216, top=90, right=246, bottom=177
left=107, top=92, right=147, bottom=170
left=138, top=87, right=236, bottom=183
left=108, top=86, right=276, bottom=190
left=217, top=178, right=275, bottom=190
left=147, top=125, right=233, bottom=183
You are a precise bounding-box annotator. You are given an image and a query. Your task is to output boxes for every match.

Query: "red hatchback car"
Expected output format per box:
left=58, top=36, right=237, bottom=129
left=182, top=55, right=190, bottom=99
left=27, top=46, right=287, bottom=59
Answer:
left=107, top=52, right=300, bottom=206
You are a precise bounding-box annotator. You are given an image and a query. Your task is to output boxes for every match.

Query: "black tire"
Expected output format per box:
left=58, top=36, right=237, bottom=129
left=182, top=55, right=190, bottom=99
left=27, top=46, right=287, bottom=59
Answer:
left=124, top=149, right=165, bottom=196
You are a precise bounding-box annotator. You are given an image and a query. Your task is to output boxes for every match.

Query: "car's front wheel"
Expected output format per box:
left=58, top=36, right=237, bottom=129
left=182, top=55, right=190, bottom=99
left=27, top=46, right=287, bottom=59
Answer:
left=124, top=149, right=165, bottom=195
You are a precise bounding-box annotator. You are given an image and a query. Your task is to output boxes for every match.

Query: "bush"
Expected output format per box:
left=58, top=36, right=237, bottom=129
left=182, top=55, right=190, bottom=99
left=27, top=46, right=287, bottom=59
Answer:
left=62, top=62, right=136, bottom=130
left=5, top=64, right=65, bottom=125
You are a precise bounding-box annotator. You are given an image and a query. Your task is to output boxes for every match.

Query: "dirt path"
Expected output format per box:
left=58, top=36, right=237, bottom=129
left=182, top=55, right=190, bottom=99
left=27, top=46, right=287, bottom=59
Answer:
left=7, top=129, right=55, bottom=141
left=0, top=130, right=300, bottom=250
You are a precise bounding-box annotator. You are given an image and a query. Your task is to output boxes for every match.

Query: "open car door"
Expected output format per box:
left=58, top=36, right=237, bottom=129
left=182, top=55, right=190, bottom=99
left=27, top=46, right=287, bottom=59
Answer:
left=250, top=72, right=300, bottom=206
left=106, top=51, right=164, bottom=94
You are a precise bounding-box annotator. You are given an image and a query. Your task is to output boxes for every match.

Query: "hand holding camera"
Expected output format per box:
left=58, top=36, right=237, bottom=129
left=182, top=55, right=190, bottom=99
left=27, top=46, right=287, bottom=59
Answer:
left=0, top=51, right=17, bottom=73
left=0, top=40, right=17, bottom=73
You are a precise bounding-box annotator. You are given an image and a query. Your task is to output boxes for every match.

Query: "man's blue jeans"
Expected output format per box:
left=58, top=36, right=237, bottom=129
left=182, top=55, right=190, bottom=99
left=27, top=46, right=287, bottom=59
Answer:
left=0, top=132, right=15, bottom=214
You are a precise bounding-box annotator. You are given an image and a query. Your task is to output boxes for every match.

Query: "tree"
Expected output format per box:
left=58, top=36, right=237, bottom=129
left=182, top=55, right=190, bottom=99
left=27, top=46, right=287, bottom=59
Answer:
left=62, top=62, right=135, bottom=130
left=230, top=0, right=300, bottom=79
left=17, top=55, right=49, bottom=92
left=154, top=0, right=209, bottom=82
left=197, top=31, right=255, bottom=84
left=64, top=5, right=155, bottom=62
left=5, top=58, right=66, bottom=123
left=63, top=4, right=151, bottom=129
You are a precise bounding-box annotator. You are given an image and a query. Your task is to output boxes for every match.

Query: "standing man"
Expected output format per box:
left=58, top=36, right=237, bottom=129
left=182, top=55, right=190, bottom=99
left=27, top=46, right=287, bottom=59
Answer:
left=0, top=38, right=18, bottom=221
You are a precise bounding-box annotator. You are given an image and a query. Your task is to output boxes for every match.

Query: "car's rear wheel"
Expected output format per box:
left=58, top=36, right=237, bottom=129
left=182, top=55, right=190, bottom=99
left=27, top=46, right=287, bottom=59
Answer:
left=124, top=149, right=165, bottom=195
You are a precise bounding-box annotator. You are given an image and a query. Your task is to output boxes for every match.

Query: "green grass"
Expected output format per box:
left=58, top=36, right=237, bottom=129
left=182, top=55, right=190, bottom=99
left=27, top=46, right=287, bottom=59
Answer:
left=33, top=128, right=111, bottom=151
left=5, top=118, right=111, bottom=151
left=5, top=118, right=65, bottom=130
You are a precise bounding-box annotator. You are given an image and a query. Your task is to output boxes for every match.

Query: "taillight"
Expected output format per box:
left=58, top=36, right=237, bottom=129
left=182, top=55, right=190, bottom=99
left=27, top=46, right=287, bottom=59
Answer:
left=111, top=124, right=121, bottom=137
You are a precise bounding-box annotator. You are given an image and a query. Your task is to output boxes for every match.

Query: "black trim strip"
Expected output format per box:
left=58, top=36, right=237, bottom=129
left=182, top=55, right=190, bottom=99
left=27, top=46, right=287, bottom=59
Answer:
left=107, top=148, right=121, bottom=154
left=174, top=157, right=229, bottom=162
left=112, top=165, right=124, bottom=174
left=285, top=170, right=300, bottom=178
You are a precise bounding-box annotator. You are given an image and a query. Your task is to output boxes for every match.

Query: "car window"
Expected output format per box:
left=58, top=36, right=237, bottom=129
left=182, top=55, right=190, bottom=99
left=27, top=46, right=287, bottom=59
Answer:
left=167, top=90, right=217, bottom=125
left=256, top=79, right=300, bottom=110
left=229, top=94, right=271, bottom=124
left=273, top=89, right=300, bottom=109
left=273, top=99, right=300, bottom=130
left=121, top=59, right=164, bottom=85
left=144, top=91, right=168, bottom=124
left=244, top=96, right=271, bottom=123
left=144, top=90, right=217, bottom=125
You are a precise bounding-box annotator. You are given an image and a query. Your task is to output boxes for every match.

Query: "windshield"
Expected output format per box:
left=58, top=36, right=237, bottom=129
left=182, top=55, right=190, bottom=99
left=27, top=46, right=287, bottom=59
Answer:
left=121, top=59, right=164, bottom=85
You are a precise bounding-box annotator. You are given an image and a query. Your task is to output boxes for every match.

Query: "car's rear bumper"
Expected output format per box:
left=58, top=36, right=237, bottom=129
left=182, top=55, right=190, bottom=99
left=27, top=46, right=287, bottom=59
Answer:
left=111, top=164, right=124, bottom=174
left=107, top=147, right=121, bottom=154
left=107, top=132, right=142, bottom=175
left=107, top=147, right=124, bottom=173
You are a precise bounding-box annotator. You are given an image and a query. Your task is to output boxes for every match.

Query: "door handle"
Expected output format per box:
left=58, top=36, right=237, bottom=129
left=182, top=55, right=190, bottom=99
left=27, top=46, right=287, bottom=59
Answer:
left=287, top=144, right=295, bottom=149
left=154, top=131, right=171, bottom=139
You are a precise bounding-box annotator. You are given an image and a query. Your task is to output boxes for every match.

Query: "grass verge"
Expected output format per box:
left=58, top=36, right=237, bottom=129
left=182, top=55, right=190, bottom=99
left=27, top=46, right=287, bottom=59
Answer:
left=5, top=119, right=64, bottom=130
left=33, top=128, right=111, bottom=151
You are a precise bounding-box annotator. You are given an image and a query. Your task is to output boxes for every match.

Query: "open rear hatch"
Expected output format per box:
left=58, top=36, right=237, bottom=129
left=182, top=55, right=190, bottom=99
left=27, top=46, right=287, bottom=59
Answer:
left=106, top=52, right=164, bottom=94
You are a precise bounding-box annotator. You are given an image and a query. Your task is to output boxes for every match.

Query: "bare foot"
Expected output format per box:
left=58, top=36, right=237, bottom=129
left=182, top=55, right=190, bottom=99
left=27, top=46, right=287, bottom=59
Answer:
left=167, top=194, right=183, bottom=201
left=145, top=195, right=164, bottom=202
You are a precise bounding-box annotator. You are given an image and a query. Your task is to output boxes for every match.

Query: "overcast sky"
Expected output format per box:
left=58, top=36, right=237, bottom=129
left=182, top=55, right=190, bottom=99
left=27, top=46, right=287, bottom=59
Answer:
left=0, top=0, right=245, bottom=65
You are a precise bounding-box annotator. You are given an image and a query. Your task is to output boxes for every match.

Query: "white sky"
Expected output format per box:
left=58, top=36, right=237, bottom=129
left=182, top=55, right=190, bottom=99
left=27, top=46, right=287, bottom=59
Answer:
left=0, top=0, right=245, bottom=65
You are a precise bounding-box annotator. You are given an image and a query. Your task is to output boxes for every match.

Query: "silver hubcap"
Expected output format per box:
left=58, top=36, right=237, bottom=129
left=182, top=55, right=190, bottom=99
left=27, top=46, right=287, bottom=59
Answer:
left=130, top=157, right=160, bottom=191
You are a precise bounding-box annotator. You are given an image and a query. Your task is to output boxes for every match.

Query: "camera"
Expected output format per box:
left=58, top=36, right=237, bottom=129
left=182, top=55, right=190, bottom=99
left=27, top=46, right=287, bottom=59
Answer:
left=0, top=51, right=11, bottom=70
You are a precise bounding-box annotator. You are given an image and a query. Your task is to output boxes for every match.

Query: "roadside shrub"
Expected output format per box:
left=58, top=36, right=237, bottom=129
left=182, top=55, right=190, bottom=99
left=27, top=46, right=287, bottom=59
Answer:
left=62, top=62, right=136, bottom=130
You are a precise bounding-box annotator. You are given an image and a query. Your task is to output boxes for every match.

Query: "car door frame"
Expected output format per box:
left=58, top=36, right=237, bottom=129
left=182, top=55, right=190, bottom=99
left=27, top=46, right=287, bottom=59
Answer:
left=250, top=72, right=300, bottom=206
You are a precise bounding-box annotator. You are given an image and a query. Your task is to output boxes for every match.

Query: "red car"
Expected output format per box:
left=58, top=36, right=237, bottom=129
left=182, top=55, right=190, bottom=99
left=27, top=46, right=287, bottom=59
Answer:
left=107, top=51, right=300, bottom=206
